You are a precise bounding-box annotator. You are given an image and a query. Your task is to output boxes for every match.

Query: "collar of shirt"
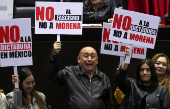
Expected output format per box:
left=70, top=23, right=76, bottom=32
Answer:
left=78, top=65, right=102, bottom=79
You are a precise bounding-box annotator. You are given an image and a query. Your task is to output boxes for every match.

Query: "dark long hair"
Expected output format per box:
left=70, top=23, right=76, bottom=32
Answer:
left=136, top=59, right=158, bottom=86
left=19, top=67, right=47, bottom=109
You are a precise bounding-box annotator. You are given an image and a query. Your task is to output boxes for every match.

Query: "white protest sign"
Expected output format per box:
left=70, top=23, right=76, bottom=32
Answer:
left=100, top=22, right=147, bottom=59
left=35, top=2, right=83, bottom=35
left=109, top=8, right=160, bottom=49
left=125, top=45, right=132, bottom=64
left=14, top=66, right=19, bottom=88
left=0, top=18, right=32, bottom=67
left=119, top=56, right=124, bottom=66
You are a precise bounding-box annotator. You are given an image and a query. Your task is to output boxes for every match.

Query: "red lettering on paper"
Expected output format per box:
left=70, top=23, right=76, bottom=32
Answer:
left=120, top=46, right=126, bottom=52
left=10, top=25, right=20, bottom=43
left=120, top=46, right=144, bottom=55
left=0, top=43, right=31, bottom=51
left=122, top=16, right=131, bottom=31
left=36, top=6, right=45, bottom=21
left=129, top=33, right=154, bottom=44
left=103, top=28, right=119, bottom=43
left=133, top=47, right=144, bottom=55
left=112, top=14, right=131, bottom=31
left=46, top=7, right=54, bottom=21
left=103, top=28, right=111, bottom=42
left=0, top=26, right=20, bottom=43
left=112, top=14, right=123, bottom=29
left=56, top=22, right=81, bottom=29
left=0, top=26, right=9, bottom=43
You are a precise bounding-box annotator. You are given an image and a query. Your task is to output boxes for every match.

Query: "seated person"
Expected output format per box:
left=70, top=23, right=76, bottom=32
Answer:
left=83, top=0, right=117, bottom=24
left=6, top=67, right=48, bottom=109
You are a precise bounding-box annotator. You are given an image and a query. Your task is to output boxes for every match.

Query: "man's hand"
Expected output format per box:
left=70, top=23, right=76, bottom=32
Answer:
left=53, top=41, right=61, bottom=55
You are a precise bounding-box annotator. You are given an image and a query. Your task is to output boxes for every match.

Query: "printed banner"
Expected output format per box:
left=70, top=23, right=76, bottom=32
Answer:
left=101, top=22, right=146, bottom=59
left=35, top=2, right=83, bottom=35
left=109, top=8, right=160, bottom=49
left=0, top=18, right=32, bottom=67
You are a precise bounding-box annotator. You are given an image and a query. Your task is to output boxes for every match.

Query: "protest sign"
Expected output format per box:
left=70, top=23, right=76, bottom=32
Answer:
left=35, top=2, right=83, bottom=35
left=109, top=8, right=160, bottom=49
left=100, top=22, right=147, bottom=59
left=0, top=18, right=32, bottom=67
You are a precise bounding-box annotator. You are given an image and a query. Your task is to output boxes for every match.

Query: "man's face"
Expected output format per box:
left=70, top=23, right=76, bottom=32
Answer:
left=78, top=47, right=98, bottom=74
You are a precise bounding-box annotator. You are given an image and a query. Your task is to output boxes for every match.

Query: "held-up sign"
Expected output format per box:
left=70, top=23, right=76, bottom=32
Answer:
left=0, top=18, right=32, bottom=67
left=109, top=8, right=160, bottom=49
left=100, top=22, right=146, bottom=59
left=35, top=2, right=83, bottom=35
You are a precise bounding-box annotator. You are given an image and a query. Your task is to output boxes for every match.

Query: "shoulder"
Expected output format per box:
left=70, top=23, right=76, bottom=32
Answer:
left=154, top=85, right=169, bottom=95
left=6, top=91, right=14, bottom=97
left=0, top=93, right=6, bottom=101
left=36, top=91, right=45, bottom=99
left=6, top=89, right=22, bottom=98
left=83, top=0, right=90, bottom=7
left=157, top=85, right=167, bottom=91
left=64, top=65, right=78, bottom=71
left=127, top=78, right=137, bottom=86
left=129, top=78, right=136, bottom=82
left=0, top=93, right=8, bottom=109
left=102, top=0, right=111, bottom=4
left=97, top=69, right=107, bottom=76
left=97, top=69, right=110, bottom=81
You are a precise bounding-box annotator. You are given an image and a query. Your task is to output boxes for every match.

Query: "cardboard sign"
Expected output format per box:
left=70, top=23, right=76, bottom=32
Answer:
left=35, top=2, right=83, bottom=35
left=109, top=8, right=160, bottom=49
left=100, top=22, right=146, bottom=59
left=0, top=18, right=32, bottom=67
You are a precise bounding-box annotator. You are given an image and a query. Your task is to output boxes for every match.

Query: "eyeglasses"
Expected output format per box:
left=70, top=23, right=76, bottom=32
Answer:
left=140, top=68, right=150, bottom=72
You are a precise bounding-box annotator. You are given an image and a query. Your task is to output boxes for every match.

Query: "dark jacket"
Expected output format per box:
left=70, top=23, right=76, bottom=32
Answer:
left=115, top=67, right=170, bottom=109
left=83, top=0, right=117, bottom=24
left=46, top=52, right=113, bottom=109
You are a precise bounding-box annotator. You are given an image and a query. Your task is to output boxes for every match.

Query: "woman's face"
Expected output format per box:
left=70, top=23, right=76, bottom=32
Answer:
left=154, top=57, right=167, bottom=78
left=21, top=75, right=35, bottom=95
left=140, top=63, right=151, bottom=85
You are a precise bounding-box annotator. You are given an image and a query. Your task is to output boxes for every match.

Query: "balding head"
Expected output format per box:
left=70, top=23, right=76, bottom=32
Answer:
left=77, top=46, right=98, bottom=74
left=79, top=46, right=98, bottom=57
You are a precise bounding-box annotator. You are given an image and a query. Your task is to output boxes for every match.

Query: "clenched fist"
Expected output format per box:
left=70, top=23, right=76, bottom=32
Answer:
left=53, top=41, right=61, bottom=55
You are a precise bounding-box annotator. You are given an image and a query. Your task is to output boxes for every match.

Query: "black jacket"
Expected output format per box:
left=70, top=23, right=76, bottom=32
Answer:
left=115, top=68, right=170, bottom=109
left=83, top=0, right=117, bottom=24
left=46, top=52, right=113, bottom=109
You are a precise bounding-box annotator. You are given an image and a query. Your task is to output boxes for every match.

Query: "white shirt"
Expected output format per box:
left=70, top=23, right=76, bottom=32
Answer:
left=0, top=93, right=8, bottom=109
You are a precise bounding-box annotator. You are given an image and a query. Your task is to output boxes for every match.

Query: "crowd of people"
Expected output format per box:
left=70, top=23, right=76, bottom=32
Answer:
left=0, top=41, right=170, bottom=109
left=0, top=0, right=170, bottom=109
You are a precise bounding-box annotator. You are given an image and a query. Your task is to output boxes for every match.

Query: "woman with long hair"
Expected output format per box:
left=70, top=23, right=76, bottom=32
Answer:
left=114, top=53, right=170, bottom=104
left=115, top=48, right=170, bottom=108
left=6, top=67, right=48, bottom=109
left=152, top=53, right=170, bottom=95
